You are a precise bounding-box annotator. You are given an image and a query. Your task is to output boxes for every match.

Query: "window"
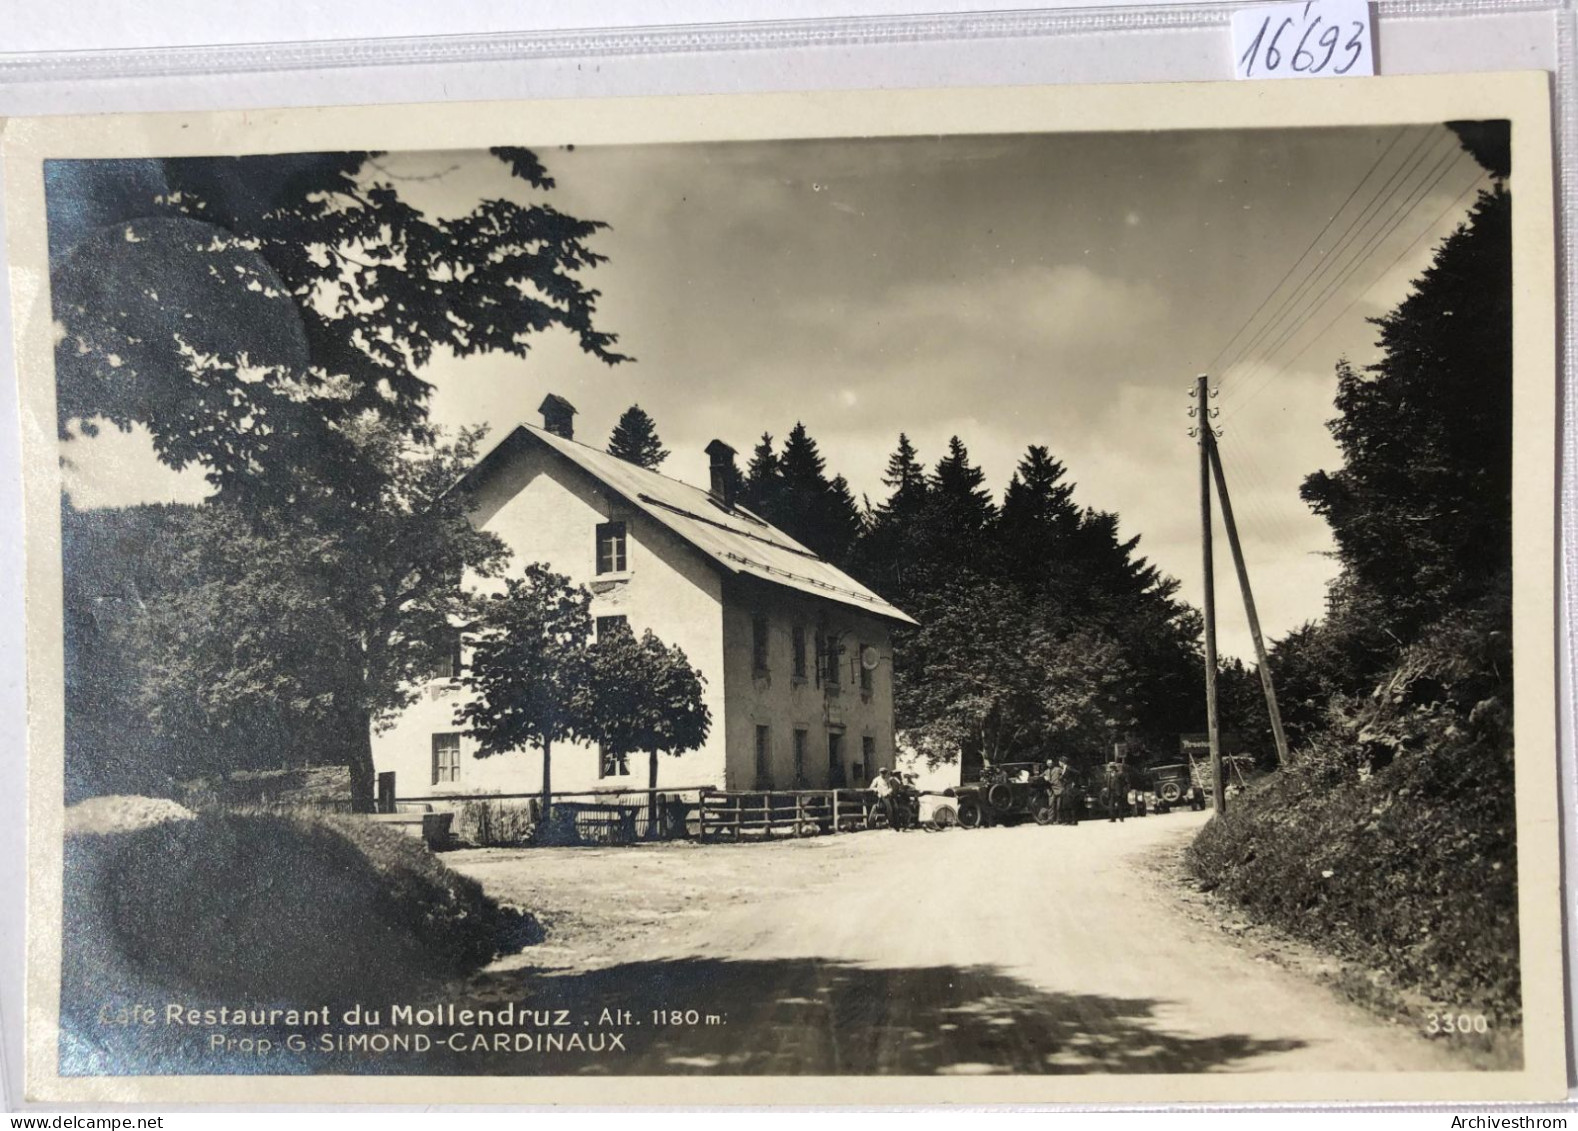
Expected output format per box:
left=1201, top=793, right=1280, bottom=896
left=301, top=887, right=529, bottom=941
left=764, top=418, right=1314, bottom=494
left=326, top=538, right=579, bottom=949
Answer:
left=792, top=625, right=807, bottom=679
left=434, top=630, right=464, bottom=681
left=431, top=733, right=461, bottom=785
left=859, top=643, right=873, bottom=695
left=600, top=747, right=631, bottom=778
left=755, top=725, right=773, bottom=789
left=823, top=634, right=842, bottom=688
left=793, top=729, right=809, bottom=788
left=862, top=736, right=877, bottom=773
left=596, top=521, right=628, bottom=574
left=827, top=732, right=845, bottom=787
left=752, top=615, right=770, bottom=674
left=595, top=615, right=629, bottom=640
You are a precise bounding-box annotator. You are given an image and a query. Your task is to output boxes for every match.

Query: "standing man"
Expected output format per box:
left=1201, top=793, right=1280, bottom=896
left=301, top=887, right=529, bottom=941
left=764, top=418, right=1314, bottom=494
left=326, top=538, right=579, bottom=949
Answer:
left=1045, top=756, right=1072, bottom=826
left=1104, top=759, right=1129, bottom=823
left=871, top=767, right=898, bottom=831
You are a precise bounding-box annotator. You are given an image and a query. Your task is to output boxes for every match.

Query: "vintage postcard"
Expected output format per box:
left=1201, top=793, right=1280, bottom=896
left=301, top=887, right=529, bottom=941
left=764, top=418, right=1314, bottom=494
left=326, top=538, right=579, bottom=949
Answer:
left=4, top=72, right=1564, bottom=1105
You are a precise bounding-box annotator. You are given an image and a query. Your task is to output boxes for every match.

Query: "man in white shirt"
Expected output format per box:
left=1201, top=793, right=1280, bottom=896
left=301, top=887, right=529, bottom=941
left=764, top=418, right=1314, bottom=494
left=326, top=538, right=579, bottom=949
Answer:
left=871, top=767, right=897, bottom=830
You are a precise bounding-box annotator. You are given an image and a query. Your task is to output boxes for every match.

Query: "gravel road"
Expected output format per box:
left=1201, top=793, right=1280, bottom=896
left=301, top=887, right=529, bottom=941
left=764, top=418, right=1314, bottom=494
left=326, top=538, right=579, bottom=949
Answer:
left=447, top=809, right=1468, bottom=1075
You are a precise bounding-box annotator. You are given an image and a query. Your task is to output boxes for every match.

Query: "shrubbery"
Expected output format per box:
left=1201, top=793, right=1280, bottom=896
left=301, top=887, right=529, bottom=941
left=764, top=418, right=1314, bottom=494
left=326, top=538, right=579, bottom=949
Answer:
left=63, top=809, right=521, bottom=1015
left=1188, top=609, right=1519, bottom=1021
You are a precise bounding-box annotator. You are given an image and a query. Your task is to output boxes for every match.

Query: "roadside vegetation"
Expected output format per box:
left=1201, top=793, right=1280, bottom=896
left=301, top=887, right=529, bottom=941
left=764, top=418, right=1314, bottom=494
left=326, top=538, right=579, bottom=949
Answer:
left=1189, top=123, right=1519, bottom=1024
left=63, top=804, right=524, bottom=1017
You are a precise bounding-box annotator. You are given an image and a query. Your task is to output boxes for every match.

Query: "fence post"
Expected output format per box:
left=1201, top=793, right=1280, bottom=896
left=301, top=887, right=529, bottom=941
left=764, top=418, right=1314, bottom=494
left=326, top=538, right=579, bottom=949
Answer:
left=376, top=772, right=396, bottom=814
left=831, top=789, right=839, bottom=834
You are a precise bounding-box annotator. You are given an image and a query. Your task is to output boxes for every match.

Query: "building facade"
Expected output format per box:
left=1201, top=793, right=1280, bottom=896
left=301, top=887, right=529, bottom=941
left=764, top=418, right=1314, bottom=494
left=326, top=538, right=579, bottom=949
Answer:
left=371, top=397, right=915, bottom=800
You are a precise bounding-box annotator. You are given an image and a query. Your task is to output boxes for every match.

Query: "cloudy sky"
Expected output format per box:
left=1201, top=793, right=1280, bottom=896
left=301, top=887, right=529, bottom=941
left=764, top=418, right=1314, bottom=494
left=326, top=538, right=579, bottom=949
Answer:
left=63, top=123, right=1490, bottom=659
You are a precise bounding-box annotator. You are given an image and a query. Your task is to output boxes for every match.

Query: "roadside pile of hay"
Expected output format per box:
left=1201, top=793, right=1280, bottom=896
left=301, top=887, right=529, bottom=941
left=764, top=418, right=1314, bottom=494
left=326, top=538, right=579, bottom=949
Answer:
left=63, top=806, right=523, bottom=1017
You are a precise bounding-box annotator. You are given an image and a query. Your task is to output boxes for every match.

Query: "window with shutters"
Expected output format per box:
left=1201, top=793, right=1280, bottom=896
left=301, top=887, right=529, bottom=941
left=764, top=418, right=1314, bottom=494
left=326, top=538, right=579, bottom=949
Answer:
left=793, top=729, right=809, bottom=788
left=791, top=625, right=807, bottom=679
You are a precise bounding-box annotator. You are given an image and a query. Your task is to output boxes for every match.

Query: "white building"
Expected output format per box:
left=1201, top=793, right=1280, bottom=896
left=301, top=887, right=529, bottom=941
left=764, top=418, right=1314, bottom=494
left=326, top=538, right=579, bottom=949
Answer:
left=372, top=396, right=916, bottom=800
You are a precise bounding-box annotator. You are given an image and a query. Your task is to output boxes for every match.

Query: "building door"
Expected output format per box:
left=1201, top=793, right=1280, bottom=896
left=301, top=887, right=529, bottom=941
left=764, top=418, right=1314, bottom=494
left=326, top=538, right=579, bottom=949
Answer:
left=828, top=732, right=846, bottom=788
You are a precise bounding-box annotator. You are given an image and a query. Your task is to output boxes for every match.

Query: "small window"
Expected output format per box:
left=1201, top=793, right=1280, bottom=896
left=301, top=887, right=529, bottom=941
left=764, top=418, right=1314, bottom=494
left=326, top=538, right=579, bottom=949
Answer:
left=862, top=735, right=877, bottom=772
left=793, top=729, right=809, bottom=789
left=823, top=634, right=842, bottom=688
left=596, top=521, right=628, bottom=575
left=792, top=626, right=807, bottom=679
left=596, top=615, right=629, bottom=640
left=600, top=747, right=631, bottom=778
left=431, top=733, right=461, bottom=785
left=859, top=643, right=873, bottom=694
left=752, top=615, right=770, bottom=674
left=434, top=630, right=464, bottom=681
left=755, top=725, right=773, bottom=789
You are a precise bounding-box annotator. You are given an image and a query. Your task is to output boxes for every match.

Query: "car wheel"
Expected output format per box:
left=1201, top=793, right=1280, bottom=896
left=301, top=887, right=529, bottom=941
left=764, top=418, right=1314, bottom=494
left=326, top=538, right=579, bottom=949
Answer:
left=928, top=804, right=958, bottom=830
left=957, top=797, right=985, bottom=829
left=1159, top=781, right=1183, bottom=804
left=986, top=782, right=1015, bottom=811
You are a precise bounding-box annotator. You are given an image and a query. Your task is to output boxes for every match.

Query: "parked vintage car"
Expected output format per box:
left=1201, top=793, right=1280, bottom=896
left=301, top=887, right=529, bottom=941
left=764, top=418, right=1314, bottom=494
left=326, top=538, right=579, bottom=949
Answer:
left=1147, top=762, right=1207, bottom=811
left=953, top=762, right=1057, bottom=828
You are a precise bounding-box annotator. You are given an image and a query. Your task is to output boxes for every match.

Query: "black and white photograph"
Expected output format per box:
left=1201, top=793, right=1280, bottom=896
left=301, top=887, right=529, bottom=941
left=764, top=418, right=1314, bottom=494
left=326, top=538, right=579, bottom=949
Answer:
left=7, top=76, right=1563, bottom=1104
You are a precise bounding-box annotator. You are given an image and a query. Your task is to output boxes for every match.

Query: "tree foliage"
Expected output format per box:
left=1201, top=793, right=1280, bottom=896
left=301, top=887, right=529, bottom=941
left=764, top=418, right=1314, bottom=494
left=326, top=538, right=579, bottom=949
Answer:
left=456, top=565, right=594, bottom=810
left=64, top=427, right=510, bottom=810
left=50, top=150, right=628, bottom=508
left=582, top=623, right=711, bottom=814
left=606, top=404, right=670, bottom=469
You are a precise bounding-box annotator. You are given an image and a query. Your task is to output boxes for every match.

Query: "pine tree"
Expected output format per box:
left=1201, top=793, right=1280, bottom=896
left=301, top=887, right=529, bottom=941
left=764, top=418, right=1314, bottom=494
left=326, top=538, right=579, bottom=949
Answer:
left=742, top=432, right=783, bottom=518
left=997, top=444, right=1080, bottom=593
left=606, top=404, right=669, bottom=469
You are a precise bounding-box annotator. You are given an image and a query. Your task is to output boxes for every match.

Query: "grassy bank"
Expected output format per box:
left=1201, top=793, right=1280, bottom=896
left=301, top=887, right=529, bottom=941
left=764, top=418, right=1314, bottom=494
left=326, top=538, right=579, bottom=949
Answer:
left=64, top=808, right=524, bottom=1014
left=1186, top=730, right=1519, bottom=1026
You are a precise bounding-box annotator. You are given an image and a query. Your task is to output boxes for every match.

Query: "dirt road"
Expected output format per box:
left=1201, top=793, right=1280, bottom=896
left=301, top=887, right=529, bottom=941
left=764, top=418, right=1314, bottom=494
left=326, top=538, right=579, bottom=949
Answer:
left=447, top=811, right=1467, bottom=1075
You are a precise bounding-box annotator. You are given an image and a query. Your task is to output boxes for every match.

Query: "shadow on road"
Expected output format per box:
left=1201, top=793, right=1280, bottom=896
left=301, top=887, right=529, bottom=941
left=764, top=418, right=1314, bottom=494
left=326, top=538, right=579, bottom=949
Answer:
left=460, top=957, right=1308, bottom=1075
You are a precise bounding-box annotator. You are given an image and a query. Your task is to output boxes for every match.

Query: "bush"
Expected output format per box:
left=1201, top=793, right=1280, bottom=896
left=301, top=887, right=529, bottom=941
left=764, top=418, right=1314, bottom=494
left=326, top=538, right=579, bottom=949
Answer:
left=1188, top=616, right=1519, bottom=1022
left=63, top=809, right=522, bottom=1017
left=457, top=798, right=537, bottom=847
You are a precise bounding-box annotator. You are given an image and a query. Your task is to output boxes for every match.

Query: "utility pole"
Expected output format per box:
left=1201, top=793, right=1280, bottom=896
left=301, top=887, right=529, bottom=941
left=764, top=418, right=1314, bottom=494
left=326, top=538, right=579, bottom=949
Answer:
left=1193, top=374, right=1225, bottom=815
left=1208, top=441, right=1291, bottom=766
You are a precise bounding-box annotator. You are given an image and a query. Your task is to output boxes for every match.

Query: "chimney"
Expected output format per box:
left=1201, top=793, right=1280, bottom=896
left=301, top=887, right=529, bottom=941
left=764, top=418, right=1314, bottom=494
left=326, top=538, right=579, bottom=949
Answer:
left=538, top=394, right=577, bottom=439
left=705, top=439, right=738, bottom=509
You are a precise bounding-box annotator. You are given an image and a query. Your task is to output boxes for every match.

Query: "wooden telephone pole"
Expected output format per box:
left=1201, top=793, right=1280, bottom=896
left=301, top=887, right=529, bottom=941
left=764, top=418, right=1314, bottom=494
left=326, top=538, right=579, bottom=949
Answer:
left=1194, top=375, right=1225, bottom=815
left=1193, top=373, right=1292, bottom=816
left=1208, top=440, right=1291, bottom=766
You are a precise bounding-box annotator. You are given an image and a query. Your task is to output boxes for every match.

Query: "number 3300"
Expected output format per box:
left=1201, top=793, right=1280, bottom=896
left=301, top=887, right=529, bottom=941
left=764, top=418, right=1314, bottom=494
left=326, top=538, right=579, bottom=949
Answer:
left=1426, top=1012, right=1491, bottom=1035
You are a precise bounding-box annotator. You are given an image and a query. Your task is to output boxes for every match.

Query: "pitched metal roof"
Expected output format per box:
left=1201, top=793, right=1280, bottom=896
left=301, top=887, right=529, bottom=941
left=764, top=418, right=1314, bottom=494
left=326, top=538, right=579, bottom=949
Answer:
left=466, top=423, right=917, bottom=626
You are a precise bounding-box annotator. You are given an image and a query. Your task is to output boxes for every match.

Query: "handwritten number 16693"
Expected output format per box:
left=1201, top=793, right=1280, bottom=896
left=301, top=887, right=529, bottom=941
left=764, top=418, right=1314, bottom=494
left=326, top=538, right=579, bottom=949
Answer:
left=1239, top=5, right=1366, bottom=77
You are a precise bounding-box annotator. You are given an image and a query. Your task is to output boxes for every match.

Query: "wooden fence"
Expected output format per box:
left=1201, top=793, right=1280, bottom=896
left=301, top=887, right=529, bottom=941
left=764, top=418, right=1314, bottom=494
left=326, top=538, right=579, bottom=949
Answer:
left=696, top=787, right=876, bottom=841
left=386, top=775, right=880, bottom=846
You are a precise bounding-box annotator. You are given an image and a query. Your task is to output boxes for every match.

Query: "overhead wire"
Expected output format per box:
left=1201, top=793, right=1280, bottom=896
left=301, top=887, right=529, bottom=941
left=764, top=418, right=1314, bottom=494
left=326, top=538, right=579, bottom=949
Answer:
left=1220, top=148, right=1478, bottom=420
left=1200, top=127, right=1410, bottom=381
left=1224, top=140, right=1469, bottom=390
left=1212, top=127, right=1441, bottom=388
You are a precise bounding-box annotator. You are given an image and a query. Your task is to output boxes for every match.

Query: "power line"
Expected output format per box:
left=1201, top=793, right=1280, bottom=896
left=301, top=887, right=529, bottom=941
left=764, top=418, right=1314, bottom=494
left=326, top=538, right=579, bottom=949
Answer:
left=1262, top=173, right=1491, bottom=376
left=1226, top=141, right=1468, bottom=390
left=1201, top=127, right=1410, bottom=380
left=1215, top=128, right=1445, bottom=391
left=1220, top=164, right=1486, bottom=422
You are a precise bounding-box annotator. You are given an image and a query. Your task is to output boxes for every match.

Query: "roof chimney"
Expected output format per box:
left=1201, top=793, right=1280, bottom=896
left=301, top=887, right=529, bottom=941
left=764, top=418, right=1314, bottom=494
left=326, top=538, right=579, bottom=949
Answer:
left=705, top=439, right=738, bottom=509
left=538, top=394, right=577, bottom=439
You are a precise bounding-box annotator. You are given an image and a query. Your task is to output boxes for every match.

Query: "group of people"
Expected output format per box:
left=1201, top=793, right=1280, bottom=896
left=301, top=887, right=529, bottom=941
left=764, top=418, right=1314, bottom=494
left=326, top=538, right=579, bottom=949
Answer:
left=869, top=766, right=921, bottom=831
left=1041, top=755, right=1132, bottom=824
